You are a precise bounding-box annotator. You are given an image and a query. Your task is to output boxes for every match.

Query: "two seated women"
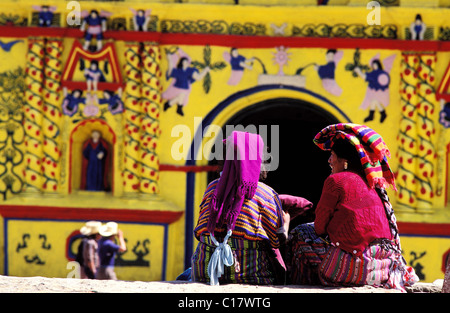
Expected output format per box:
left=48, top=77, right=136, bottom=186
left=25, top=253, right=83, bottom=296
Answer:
left=190, top=124, right=418, bottom=292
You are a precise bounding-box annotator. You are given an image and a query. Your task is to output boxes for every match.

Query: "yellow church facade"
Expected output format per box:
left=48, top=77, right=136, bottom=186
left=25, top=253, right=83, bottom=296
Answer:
left=0, top=0, right=449, bottom=283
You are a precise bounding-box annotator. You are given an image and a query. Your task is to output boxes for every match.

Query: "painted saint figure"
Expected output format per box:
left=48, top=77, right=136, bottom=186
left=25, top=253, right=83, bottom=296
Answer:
left=162, top=48, right=210, bottom=116
left=62, top=88, right=85, bottom=117
left=223, top=48, right=254, bottom=85
left=130, top=8, right=152, bottom=31
left=314, top=49, right=343, bottom=96
left=81, top=130, right=109, bottom=191
left=354, top=54, right=396, bottom=123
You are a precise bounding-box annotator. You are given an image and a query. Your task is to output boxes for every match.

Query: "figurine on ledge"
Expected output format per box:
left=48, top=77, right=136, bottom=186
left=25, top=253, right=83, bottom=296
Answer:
left=32, top=5, right=57, bottom=27
left=130, top=8, right=152, bottom=32
left=80, top=10, right=111, bottom=51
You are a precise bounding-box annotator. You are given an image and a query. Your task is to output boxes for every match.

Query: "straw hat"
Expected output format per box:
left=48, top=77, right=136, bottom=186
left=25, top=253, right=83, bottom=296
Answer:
left=99, top=222, right=119, bottom=237
left=80, top=221, right=102, bottom=236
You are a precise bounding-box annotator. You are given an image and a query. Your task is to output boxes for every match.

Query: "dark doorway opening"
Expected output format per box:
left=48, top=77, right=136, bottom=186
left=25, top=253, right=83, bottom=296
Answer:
left=207, top=97, right=340, bottom=228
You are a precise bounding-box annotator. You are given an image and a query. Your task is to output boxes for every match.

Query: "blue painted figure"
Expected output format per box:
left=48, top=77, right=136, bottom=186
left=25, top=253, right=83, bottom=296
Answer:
left=80, top=10, right=108, bottom=51
left=32, top=5, right=56, bottom=27
left=162, top=50, right=210, bottom=116
left=354, top=53, right=396, bottom=123
left=62, top=89, right=85, bottom=117
left=99, top=90, right=124, bottom=115
left=314, top=49, right=343, bottom=96
left=84, top=60, right=105, bottom=93
left=410, top=14, right=426, bottom=40
left=130, top=8, right=152, bottom=31
left=223, top=48, right=253, bottom=85
left=81, top=130, right=109, bottom=191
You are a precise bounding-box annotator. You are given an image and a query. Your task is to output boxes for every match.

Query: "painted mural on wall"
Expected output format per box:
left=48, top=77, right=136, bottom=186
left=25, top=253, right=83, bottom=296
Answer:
left=223, top=48, right=254, bottom=86
left=61, top=40, right=124, bottom=121
left=354, top=53, right=396, bottom=124
left=314, top=49, right=343, bottom=96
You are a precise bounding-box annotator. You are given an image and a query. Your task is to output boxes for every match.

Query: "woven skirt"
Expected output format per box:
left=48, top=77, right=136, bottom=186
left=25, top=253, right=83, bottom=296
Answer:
left=288, top=223, right=417, bottom=291
left=191, top=235, right=283, bottom=285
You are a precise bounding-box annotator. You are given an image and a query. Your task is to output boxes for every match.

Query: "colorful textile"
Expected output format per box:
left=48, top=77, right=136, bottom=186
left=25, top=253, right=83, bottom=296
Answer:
left=313, top=123, right=396, bottom=191
left=193, top=178, right=285, bottom=285
left=288, top=223, right=328, bottom=285
left=288, top=223, right=418, bottom=292
left=278, top=194, right=313, bottom=220
left=195, top=179, right=283, bottom=248
left=207, top=131, right=264, bottom=235
left=192, top=235, right=279, bottom=285
left=375, top=187, right=418, bottom=290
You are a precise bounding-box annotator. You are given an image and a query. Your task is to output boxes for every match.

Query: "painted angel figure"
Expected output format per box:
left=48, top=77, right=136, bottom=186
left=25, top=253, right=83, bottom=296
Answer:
left=354, top=53, right=396, bottom=123
left=162, top=48, right=210, bottom=116
left=32, top=5, right=57, bottom=27
left=80, top=10, right=112, bottom=51
left=99, top=88, right=124, bottom=115
left=62, top=88, right=85, bottom=117
left=314, top=49, right=344, bottom=96
left=223, top=48, right=254, bottom=86
left=130, top=8, right=152, bottom=31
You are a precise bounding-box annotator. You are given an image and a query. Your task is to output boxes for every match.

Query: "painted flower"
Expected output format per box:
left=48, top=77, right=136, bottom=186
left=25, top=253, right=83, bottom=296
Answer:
left=272, top=46, right=291, bottom=75
left=83, top=104, right=99, bottom=117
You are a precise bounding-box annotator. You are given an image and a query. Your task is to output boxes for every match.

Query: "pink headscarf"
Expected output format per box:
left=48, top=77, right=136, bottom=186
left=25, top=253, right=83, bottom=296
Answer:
left=206, top=131, right=264, bottom=235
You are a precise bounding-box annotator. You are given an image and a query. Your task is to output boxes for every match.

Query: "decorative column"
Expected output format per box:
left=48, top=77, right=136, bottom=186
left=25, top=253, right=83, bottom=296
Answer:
left=397, top=52, right=439, bottom=213
left=23, top=38, right=46, bottom=194
left=123, top=42, right=161, bottom=197
left=139, top=43, right=161, bottom=195
left=41, top=38, right=63, bottom=193
left=123, top=43, right=144, bottom=195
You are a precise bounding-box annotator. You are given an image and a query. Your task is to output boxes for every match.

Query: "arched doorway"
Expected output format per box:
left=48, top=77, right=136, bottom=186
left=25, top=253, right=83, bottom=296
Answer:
left=207, top=97, right=340, bottom=227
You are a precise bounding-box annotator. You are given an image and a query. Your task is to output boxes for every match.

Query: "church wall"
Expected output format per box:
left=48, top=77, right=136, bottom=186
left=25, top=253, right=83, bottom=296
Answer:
left=0, top=0, right=448, bottom=282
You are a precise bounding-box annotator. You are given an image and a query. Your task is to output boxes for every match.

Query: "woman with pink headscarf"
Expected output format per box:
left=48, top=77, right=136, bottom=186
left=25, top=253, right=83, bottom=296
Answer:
left=191, top=131, right=291, bottom=285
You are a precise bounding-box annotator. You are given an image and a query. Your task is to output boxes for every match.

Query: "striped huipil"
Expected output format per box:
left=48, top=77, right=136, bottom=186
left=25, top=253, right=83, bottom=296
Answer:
left=192, top=179, right=284, bottom=285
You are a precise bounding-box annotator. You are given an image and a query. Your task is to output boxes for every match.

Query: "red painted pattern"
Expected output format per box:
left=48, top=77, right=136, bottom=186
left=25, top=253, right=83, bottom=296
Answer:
left=0, top=205, right=183, bottom=224
left=1, top=26, right=450, bottom=52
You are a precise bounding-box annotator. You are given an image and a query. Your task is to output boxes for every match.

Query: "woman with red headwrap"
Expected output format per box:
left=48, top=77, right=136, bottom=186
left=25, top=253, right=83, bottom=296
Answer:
left=288, top=123, right=418, bottom=292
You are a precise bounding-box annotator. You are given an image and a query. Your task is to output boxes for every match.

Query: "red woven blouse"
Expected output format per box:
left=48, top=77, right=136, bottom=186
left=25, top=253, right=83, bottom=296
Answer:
left=314, top=171, right=392, bottom=256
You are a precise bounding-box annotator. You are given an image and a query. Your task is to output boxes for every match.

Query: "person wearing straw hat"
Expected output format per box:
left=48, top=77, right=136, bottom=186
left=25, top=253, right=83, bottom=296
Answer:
left=78, top=221, right=102, bottom=279
left=97, top=222, right=126, bottom=280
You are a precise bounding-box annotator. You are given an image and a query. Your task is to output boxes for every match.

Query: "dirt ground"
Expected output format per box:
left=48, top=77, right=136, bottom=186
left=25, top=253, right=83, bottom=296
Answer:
left=0, top=275, right=443, bottom=293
